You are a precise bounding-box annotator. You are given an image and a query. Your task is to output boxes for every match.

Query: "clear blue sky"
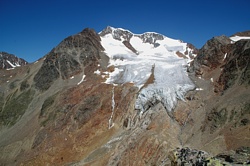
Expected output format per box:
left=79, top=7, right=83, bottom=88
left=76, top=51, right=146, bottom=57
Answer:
left=0, top=0, right=249, bottom=62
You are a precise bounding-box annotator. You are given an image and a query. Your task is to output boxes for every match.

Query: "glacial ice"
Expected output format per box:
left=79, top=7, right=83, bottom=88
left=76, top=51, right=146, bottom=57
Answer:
left=100, top=28, right=195, bottom=112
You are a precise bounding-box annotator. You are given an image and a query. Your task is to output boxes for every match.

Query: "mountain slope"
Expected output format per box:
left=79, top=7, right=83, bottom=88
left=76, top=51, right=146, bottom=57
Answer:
left=178, top=33, right=250, bottom=163
left=0, top=27, right=249, bottom=166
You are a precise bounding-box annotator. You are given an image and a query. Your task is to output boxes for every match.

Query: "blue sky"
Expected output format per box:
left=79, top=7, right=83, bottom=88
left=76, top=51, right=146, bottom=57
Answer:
left=0, top=0, right=249, bottom=62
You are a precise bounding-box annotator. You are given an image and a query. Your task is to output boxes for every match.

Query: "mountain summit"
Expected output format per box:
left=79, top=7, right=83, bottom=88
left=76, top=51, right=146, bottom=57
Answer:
left=0, top=27, right=249, bottom=165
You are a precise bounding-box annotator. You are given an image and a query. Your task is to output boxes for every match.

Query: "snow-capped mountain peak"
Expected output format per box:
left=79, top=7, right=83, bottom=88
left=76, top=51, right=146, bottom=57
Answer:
left=99, top=26, right=197, bottom=112
left=0, top=52, right=28, bottom=69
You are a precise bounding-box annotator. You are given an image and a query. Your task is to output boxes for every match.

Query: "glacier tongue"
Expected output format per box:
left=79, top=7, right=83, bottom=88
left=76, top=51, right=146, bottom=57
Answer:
left=100, top=27, right=195, bottom=112
left=135, top=62, right=195, bottom=112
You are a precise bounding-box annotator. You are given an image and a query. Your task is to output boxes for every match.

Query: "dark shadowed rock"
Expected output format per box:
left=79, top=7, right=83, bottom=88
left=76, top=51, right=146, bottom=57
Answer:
left=137, top=32, right=164, bottom=44
left=99, top=26, right=133, bottom=41
left=34, top=28, right=105, bottom=91
left=216, top=40, right=250, bottom=92
left=192, top=35, right=231, bottom=75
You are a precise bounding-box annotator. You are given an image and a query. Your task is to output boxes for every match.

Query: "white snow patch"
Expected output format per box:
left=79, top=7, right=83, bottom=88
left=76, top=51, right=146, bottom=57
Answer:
left=230, top=36, right=250, bottom=42
left=70, top=76, right=74, bottom=79
left=211, top=78, right=214, bottom=82
left=34, top=61, right=39, bottom=64
left=94, top=69, right=101, bottom=75
left=196, top=88, right=203, bottom=91
left=15, top=62, right=21, bottom=67
left=224, top=53, right=227, bottom=60
left=77, top=74, right=86, bottom=85
left=6, top=60, right=16, bottom=68
left=103, top=71, right=109, bottom=75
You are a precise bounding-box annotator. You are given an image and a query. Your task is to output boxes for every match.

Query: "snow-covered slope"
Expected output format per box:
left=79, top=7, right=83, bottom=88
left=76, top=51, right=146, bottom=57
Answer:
left=99, top=26, right=196, bottom=112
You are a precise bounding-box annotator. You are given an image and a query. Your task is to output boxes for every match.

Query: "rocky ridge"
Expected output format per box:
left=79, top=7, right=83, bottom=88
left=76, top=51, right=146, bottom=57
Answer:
left=99, top=26, right=198, bottom=58
left=0, top=51, right=28, bottom=69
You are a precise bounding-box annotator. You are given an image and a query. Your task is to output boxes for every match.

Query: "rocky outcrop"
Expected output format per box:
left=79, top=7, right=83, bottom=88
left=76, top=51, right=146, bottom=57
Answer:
left=170, top=147, right=250, bottom=165
left=0, top=52, right=28, bottom=69
left=232, top=30, right=250, bottom=37
left=138, top=32, right=164, bottom=45
left=122, top=40, right=138, bottom=54
left=99, top=26, right=133, bottom=41
left=215, top=147, right=250, bottom=165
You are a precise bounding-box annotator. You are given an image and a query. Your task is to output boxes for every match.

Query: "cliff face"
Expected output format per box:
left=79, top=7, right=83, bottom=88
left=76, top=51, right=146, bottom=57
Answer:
left=0, top=28, right=249, bottom=166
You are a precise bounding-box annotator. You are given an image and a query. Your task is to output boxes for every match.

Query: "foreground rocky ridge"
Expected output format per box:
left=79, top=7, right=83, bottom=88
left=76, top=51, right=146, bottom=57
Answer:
left=0, top=27, right=249, bottom=165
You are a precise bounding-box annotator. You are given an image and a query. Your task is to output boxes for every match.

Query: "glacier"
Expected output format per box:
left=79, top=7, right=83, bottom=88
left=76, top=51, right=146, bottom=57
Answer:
left=100, top=27, right=195, bottom=112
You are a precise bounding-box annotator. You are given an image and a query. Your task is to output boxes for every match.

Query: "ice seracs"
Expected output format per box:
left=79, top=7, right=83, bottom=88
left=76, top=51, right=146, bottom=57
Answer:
left=100, top=26, right=196, bottom=112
